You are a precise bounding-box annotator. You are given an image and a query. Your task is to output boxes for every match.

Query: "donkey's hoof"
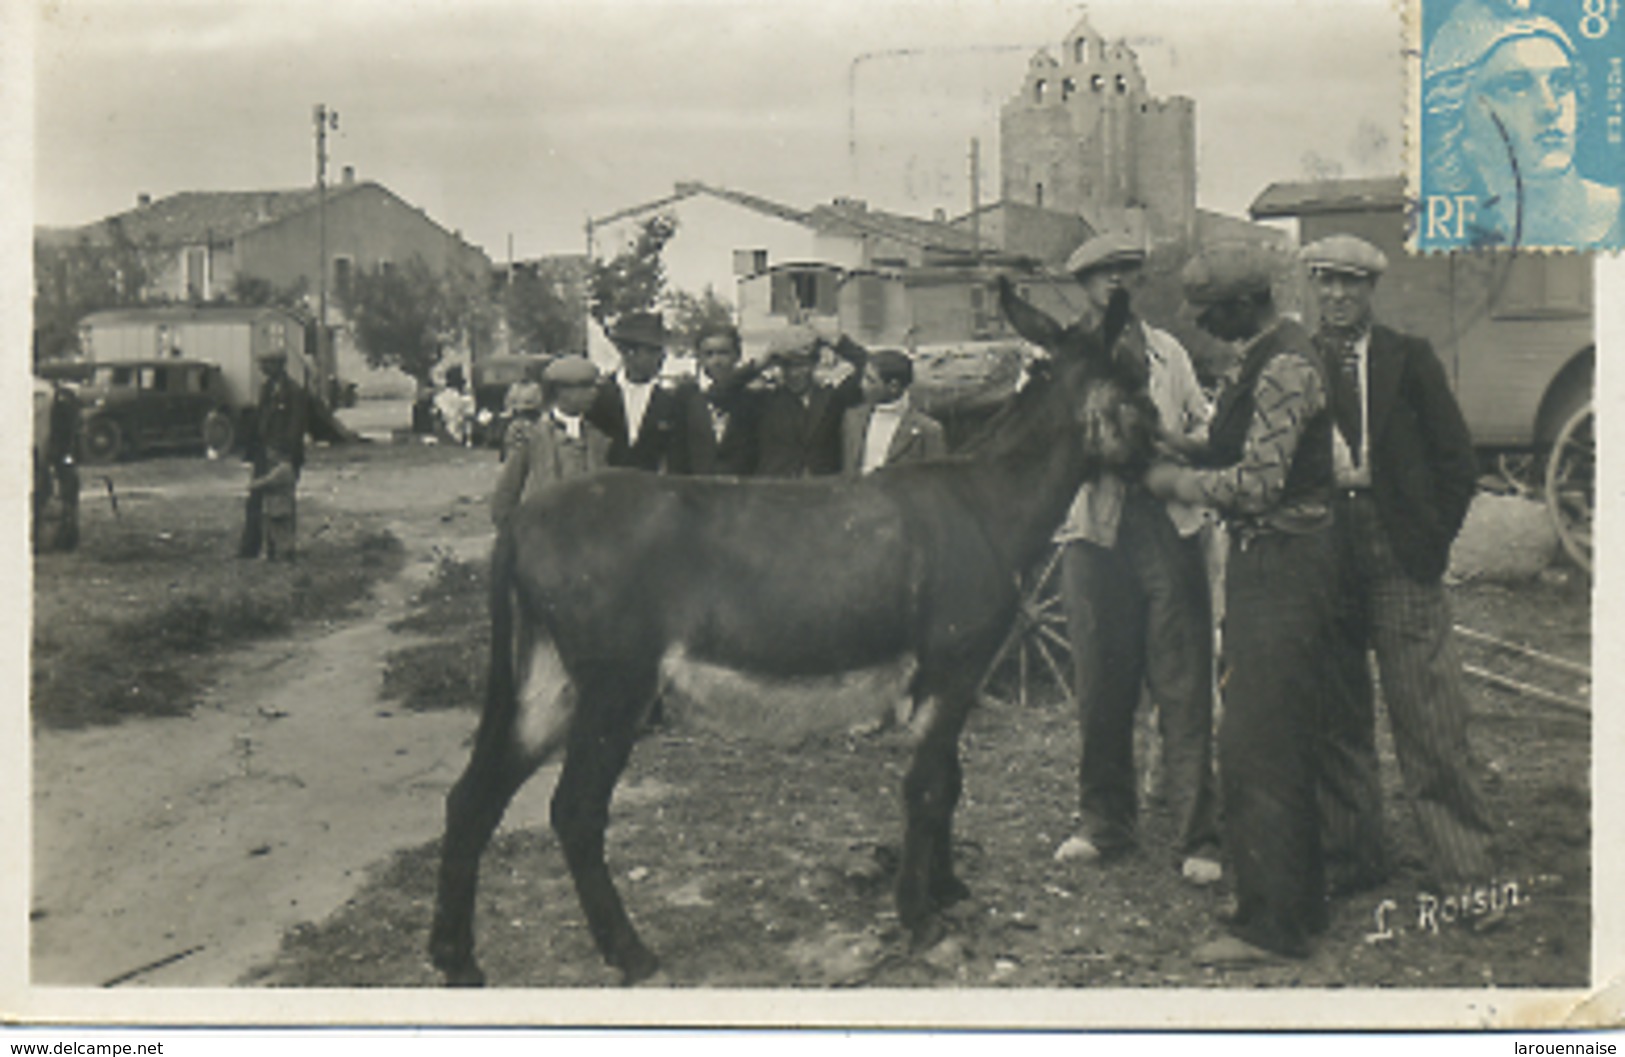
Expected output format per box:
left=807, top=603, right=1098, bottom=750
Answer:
left=618, top=945, right=662, bottom=986
left=932, top=875, right=972, bottom=909
left=439, top=961, right=487, bottom=988
left=907, top=915, right=948, bottom=954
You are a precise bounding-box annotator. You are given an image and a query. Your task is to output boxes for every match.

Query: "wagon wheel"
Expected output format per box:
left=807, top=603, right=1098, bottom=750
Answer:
left=1493, top=452, right=1541, bottom=498
left=981, top=544, right=1074, bottom=708
left=1544, top=400, right=1593, bottom=574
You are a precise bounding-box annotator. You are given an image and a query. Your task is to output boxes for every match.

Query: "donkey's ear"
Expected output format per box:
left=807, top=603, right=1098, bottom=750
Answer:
left=998, top=275, right=1065, bottom=351
left=1100, top=288, right=1131, bottom=359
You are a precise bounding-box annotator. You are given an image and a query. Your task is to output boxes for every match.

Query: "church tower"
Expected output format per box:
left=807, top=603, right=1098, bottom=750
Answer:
left=1000, top=13, right=1196, bottom=245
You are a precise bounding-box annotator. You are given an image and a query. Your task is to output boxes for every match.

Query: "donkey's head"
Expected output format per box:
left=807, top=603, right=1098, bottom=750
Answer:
left=994, top=278, right=1160, bottom=479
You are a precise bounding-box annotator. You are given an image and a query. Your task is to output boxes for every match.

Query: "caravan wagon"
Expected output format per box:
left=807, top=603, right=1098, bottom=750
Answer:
left=72, top=305, right=325, bottom=463
left=1250, top=176, right=1595, bottom=571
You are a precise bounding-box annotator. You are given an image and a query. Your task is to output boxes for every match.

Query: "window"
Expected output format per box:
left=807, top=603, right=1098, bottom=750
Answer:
left=1074, top=38, right=1089, bottom=63
left=1062, top=77, right=1076, bottom=101
left=733, top=248, right=768, bottom=276
left=378, top=259, right=396, bottom=278
left=1091, top=74, right=1104, bottom=92
left=1035, top=182, right=1045, bottom=209
left=186, top=245, right=208, bottom=300
left=333, top=256, right=354, bottom=300
left=1034, top=79, right=1047, bottom=104
left=111, top=367, right=133, bottom=387
left=1116, top=74, right=1128, bottom=94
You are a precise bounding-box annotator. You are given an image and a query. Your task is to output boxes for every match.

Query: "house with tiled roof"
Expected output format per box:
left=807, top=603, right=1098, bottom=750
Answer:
left=67, top=172, right=490, bottom=306
left=50, top=171, right=493, bottom=397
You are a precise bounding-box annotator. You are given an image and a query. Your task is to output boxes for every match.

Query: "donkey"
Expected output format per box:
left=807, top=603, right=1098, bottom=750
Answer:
left=429, top=282, right=1155, bottom=986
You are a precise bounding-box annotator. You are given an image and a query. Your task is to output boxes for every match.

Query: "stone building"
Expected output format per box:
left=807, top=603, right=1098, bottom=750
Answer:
left=999, top=13, right=1196, bottom=246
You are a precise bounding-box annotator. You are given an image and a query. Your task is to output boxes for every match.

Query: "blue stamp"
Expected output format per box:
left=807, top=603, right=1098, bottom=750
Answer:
left=1413, top=0, right=1624, bottom=251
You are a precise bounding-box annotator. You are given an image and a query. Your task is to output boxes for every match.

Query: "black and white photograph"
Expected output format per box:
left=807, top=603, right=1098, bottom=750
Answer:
left=5, top=0, right=1617, bottom=1031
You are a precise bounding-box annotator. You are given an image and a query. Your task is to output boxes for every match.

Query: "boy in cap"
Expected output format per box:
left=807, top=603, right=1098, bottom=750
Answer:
left=491, top=356, right=612, bottom=528
left=742, top=323, right=868, bottom=478
left=683, top=323, right=761, bottom=476
left=1301, top=233, right=1495, bottom=897
left=1146, top=241, right=1336, bottom=966
left=589, top=311, right=690, bottom=474
left=1037, top=231, right=1223, bottom=889
left=841, top=348, right=946, bottom=475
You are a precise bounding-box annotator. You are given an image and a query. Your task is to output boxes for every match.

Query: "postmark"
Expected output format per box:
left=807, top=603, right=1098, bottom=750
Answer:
left=1410, top=0, right=1625, bottom=252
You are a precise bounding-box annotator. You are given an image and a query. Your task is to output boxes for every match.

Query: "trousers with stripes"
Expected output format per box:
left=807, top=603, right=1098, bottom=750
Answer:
left=1059, top=489, right=1220, bottom=863
left=1220, top=525, right=1335, bottom=957
left=1321, top=493, right=1497, bottom=888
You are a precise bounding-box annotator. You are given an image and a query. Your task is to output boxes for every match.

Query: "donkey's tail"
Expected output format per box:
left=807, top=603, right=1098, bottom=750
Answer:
left=473, top=527, right=522, bottom=749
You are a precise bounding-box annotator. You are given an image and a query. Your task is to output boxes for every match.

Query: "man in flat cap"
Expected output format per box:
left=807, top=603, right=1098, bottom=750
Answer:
left=682, top=323, right=761, bottom=477
left=492, top=356, right=612, bottom=528
left=1146, top=241, right=1336, bottom=966
left=841, top=348, right=946, bottom=476
left=240, top=349, right=312, bottom=561
left=1036, top=231, right=1223, bottom=891
left=744, top=323, right=868, bottom=478
left=1301, top=234, right=1495, bottom=899
left=588, top=311, right=691, bottom=474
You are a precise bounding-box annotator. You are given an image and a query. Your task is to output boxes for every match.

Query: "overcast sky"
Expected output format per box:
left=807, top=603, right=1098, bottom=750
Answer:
left=31, top=0, right=1403, bottom=260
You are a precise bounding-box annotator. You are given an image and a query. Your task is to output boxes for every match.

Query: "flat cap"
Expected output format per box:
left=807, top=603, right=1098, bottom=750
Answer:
left=765, top=324, right=820, bottom=361
left=1301, top=234, right=1388, bottom=278
left=542, top=356, right=599, bottom=386
left=1180, top=242, right=1280, bottom=306
left=1066, top=230, right=1146, bottom=277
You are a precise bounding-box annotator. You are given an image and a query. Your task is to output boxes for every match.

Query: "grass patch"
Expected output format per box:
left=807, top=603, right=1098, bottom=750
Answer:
left=382, top=555, right=490, bottom=712
left=32, top=524, right=405, bottom=730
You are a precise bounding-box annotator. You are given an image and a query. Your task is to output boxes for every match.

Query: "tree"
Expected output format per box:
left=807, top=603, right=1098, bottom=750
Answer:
left=342, top=256, right=495, bottom=386
left=226, top=273, right=309, bottom=310
left=505, top=266, right=584, bottom=356
left=588, top=214, right=678, bottom=327
left=663, top=284, right=736, bottom=352
left=32, top=226, right=149, bottom=364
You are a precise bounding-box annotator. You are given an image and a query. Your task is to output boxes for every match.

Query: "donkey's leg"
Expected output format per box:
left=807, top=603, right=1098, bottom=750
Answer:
left=551, top=662, right=661, bottom=985
left=429, top=723, right=555, bottom=986
left=896, top=685, right=974, bottom=949
left=431, top=635, right=573, bottom=986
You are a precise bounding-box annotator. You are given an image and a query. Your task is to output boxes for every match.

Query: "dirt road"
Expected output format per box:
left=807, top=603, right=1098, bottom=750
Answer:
left=29, top=426, right=552, bottom=987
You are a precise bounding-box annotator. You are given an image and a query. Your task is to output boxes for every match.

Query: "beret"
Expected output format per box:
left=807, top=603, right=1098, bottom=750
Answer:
left=1066, top=230, right=1147, bottom=277
left=542, top=356, right=599, bottom=386
left=1180, top=242, right=1280, bottom=306
left=1301, top=234, right=1388, bottom=278
left=765, top=324, right=820, bottom=360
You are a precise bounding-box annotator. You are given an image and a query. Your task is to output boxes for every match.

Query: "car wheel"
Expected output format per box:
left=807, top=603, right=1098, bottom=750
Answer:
left=203, top=409, right=236, bottom=457
left=82, top=417, right=124, bottom=464
left=1544, top=401, right=1592, bottom=574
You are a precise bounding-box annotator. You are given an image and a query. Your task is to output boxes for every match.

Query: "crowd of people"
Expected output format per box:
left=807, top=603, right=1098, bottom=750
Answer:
left=483, top=228, right=1498, bottom=970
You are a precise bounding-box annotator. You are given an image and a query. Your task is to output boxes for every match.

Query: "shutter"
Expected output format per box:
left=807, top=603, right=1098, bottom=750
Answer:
left=770, top=273, right=792, bottom=315
left=814, top=271, right=838, bottom=315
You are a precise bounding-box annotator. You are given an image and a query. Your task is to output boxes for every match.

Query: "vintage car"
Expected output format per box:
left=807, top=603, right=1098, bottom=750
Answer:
left=40, top=358, right=238, bottom=464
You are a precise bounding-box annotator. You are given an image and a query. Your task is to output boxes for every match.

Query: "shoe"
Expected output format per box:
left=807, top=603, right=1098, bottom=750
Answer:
left=1181, top=856, right=1224, bottom=887
left=1192, top=935, right=1287, bottom=968
left=1054, top=835, right=1104, bottom=864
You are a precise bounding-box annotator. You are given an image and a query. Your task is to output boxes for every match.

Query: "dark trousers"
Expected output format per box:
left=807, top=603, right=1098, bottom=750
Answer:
left=1322, top=493, right=1496, bottom=887
left=32, top=454, right=80, bottom=553
left=1059, top=490, right=1218, bottom=862
left=1221, top=527, right=1335, bottom=958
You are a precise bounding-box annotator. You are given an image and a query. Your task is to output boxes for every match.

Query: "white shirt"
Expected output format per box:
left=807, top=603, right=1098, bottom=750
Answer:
left=1331, top=331, right=1372, bottom=489
left=861, top=394, right=909, bottom=474
left=551, top=409, right=584, bottom=442
left=616, top=372, right=656, bottom=447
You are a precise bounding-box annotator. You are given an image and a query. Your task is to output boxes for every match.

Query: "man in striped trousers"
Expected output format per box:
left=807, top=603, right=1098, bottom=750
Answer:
left=1302, top=234, right=1499, bottom=895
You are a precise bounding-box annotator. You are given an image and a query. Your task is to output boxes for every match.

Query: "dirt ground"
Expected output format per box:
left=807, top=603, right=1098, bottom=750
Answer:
left=28, top=415, right=1592, bottom=999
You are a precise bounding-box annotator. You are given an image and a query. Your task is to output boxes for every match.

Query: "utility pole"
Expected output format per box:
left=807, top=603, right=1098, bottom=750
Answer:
left=313, top=103, right=338, bottom=391
left=969, top=137, right=982, bottom=257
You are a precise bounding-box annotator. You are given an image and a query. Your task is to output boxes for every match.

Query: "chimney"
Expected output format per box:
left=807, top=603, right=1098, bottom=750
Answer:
left=137, top=193, right=152, bottom=208
left=342, top=165, right=356, bottom=186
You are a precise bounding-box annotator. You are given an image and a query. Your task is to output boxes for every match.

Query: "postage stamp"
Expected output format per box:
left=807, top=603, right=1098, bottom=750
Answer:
left=1410, top=0, right=1625, bottom=251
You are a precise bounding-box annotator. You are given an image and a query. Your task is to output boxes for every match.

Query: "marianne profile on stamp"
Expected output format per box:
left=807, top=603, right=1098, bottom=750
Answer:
left=1419, top=0, right=1623, bottom=250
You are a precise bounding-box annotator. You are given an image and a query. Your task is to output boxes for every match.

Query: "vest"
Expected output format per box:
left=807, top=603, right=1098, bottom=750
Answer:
left=1201, top=320, right=1333, bottom=512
